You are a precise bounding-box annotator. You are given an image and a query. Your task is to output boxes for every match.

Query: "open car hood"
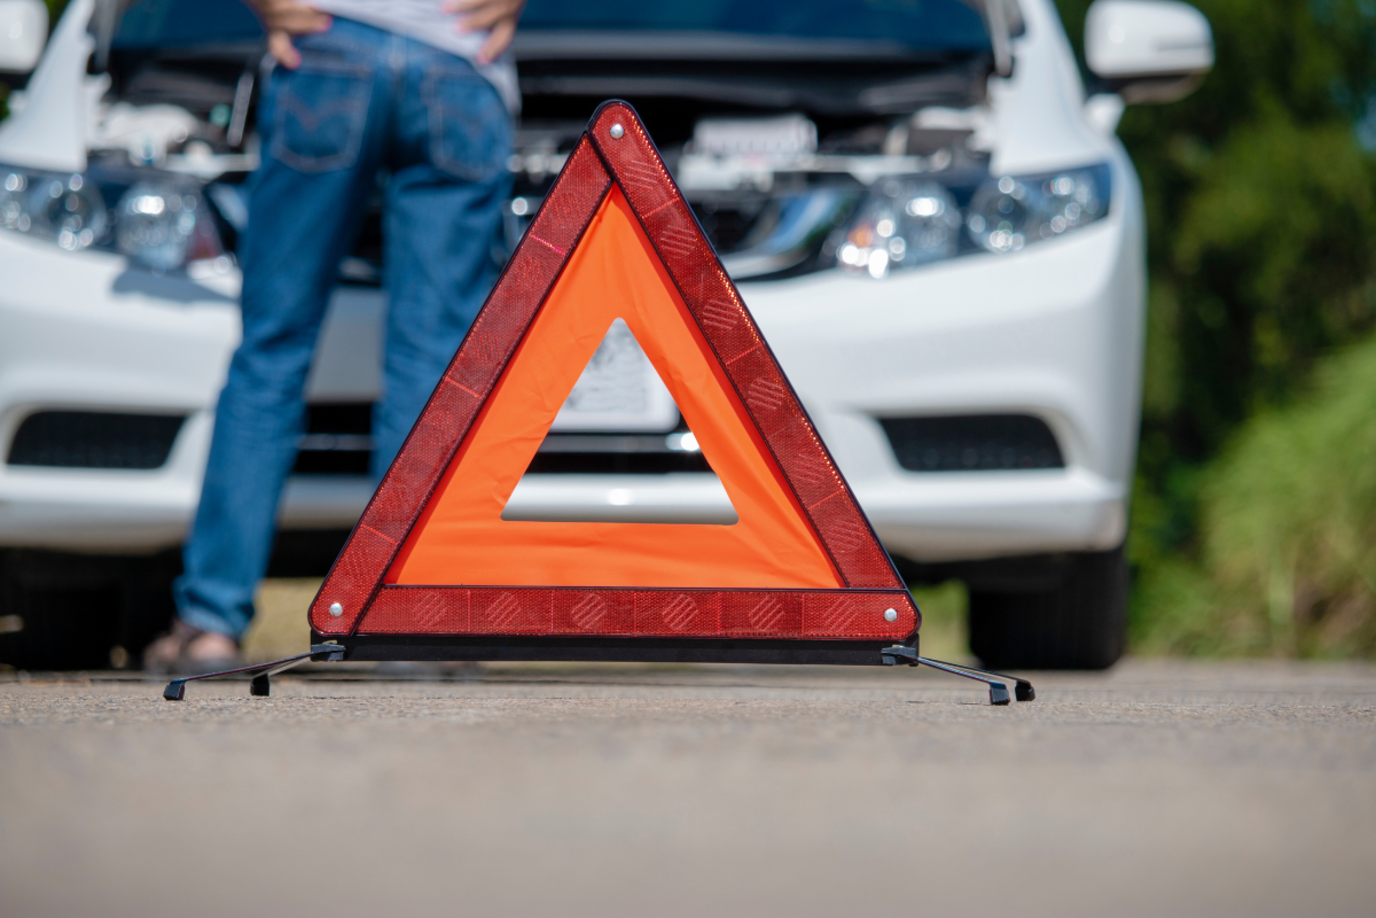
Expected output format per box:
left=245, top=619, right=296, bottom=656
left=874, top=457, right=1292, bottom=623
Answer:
left=512, top=30, right=993, bottom=117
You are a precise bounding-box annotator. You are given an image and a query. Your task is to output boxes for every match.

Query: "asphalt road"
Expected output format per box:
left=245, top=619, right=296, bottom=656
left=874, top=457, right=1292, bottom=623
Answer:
left=2, top=660, right=1373, bottom=917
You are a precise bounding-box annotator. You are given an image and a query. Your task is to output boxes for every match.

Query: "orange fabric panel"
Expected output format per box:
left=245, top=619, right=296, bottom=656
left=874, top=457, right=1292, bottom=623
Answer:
left=386, top=188, right=842, bottom=589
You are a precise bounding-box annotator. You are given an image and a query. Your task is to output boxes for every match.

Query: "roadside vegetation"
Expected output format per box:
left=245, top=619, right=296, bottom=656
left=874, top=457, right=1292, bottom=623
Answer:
left=1133, top=336, right=1376, bottom=657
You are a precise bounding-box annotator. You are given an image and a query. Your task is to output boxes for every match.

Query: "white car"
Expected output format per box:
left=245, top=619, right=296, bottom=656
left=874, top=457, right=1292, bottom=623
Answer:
left=0, top=0, right=1211, bottom=669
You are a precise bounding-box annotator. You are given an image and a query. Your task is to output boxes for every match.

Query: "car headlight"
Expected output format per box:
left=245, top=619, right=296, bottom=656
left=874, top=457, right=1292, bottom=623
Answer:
left=0, top=165, right=223, bottom=272
left=966, top=167, right=1108, bottom=253
left=836, top=163, right=1111, bottom=277
left=116, top=181, right=205, bottom=272
left=1, top=171, right=108, bottom=250
left=0, top=172, right=31, bottom=231
left=837, top=178, right=961, bottom=278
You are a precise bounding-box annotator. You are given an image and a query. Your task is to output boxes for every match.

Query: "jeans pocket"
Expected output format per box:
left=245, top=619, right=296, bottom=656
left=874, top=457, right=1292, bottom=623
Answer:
left=270, top=47, right=373, bottom=174
left=422, top=65, right=511, bottom=183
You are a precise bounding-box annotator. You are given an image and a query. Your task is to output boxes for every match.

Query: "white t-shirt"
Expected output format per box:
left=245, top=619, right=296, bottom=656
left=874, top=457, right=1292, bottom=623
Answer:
left=309, top=0, right=520, bottom=113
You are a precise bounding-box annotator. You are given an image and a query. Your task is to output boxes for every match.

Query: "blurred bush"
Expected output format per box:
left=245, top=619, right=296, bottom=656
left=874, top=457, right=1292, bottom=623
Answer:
left=1057, top=0, right=1376, bottom=656
left=909, top=581, right=971, bottom=661
left=1134, top=336, right=1376, bottom=656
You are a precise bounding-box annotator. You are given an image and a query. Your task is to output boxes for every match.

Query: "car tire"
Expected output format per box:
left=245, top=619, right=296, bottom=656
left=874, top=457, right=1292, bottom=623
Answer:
left=967, top=544, right=1128, bottom=670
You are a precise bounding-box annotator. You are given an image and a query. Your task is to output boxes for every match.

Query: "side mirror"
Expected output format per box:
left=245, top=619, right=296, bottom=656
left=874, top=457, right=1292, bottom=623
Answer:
left=1085, top=0, right=1213, bottom=103
left=0, top=0, right=47, bottom=75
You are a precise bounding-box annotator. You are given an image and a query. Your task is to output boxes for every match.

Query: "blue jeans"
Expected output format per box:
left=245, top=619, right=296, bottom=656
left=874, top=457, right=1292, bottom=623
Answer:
left=176, top=19, right=512, bottom=640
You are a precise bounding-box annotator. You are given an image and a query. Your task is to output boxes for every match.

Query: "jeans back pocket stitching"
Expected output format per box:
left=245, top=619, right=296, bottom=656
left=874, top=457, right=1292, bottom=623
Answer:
left=422, top=67, right=509, bottom=183
left=270, top=66, right=373, bottom=174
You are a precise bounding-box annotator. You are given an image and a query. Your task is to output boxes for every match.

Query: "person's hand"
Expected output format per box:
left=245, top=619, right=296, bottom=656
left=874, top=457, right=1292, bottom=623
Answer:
left=243, top=0, right=332, bottom=69
left=443, top=0, right=527, bottom=64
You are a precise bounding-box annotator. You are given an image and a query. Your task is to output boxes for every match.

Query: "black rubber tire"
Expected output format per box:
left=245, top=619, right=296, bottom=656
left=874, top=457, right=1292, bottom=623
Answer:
left=968, top=545, right=1128, bottom=670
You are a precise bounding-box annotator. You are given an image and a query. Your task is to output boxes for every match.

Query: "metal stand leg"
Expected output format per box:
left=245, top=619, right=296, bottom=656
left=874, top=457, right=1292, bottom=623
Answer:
left=916, top=656, right=1012, bottom=705
left=881, top=644, right=1035, bottom=705
left=162, top=644, right=346, bottom=701
left=919, top=658, right=1035, bottom=702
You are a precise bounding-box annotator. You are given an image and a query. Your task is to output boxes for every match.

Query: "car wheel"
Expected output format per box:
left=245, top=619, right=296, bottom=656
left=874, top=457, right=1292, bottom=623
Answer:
left=967, top=544, right=1128, bottom=670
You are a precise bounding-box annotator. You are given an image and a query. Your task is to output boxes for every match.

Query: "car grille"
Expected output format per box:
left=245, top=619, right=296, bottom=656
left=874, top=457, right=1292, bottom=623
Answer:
left=6, top=411, right=186, bottom=470
left=525, top=433, right=713, bottom=474
left=293, top=403, right=374, bottom=475
left=879, top=414, right=1064, bottom=472
left=290, top=403, right=716, bottom=476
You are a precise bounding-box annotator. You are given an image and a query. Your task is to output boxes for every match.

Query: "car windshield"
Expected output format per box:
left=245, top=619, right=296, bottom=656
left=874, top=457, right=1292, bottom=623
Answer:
left=112, top=0, right=990, bottom=53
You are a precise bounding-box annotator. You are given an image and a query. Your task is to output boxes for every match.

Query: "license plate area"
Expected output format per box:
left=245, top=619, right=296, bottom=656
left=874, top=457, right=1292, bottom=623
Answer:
left=549, top=319, right=679, bottom=433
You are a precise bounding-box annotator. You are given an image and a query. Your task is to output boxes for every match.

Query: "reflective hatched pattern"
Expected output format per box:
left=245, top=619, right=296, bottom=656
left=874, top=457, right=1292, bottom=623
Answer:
left=354, top=587, right=911, bottom=639
left=309, top=102, right=918, bottom=643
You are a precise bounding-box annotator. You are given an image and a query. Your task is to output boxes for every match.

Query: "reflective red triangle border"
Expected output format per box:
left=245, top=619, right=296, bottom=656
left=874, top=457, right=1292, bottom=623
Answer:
left=309, top=101, right=920, bottom=644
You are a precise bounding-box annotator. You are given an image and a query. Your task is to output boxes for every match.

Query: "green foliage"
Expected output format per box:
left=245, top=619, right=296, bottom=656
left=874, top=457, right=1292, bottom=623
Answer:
left=1056, top=0, right=1376, bottom=656
left=910, top=581, right=971, bottom=661
left=1134, top=336, right=1376, bottom=656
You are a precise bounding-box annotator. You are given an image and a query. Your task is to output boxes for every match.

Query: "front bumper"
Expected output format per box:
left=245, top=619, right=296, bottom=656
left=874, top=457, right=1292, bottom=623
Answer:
left=0, top=232, right=380, bottom=552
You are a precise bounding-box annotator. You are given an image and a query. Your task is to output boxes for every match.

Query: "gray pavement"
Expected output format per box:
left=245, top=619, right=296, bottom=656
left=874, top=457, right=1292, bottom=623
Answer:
left=1, top=659, right=1373, bottom=917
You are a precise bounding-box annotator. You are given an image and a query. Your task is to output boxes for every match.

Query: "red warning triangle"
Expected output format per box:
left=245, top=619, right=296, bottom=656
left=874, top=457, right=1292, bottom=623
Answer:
left=310, top=102, right=919, bottom=643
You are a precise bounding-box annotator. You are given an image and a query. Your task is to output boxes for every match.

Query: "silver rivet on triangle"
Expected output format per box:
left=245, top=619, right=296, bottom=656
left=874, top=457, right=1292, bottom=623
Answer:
left=329, top=602, right=343, bottom=618
left=609, top=123, right=625, bottom=139
left=884, top=608, right=898, bottom=622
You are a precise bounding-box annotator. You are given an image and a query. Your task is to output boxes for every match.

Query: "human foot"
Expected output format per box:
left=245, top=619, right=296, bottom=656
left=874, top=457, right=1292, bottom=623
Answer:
left=143, top=620, right=239, bottom=674
left=185, top=630, right=238, bottom=663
